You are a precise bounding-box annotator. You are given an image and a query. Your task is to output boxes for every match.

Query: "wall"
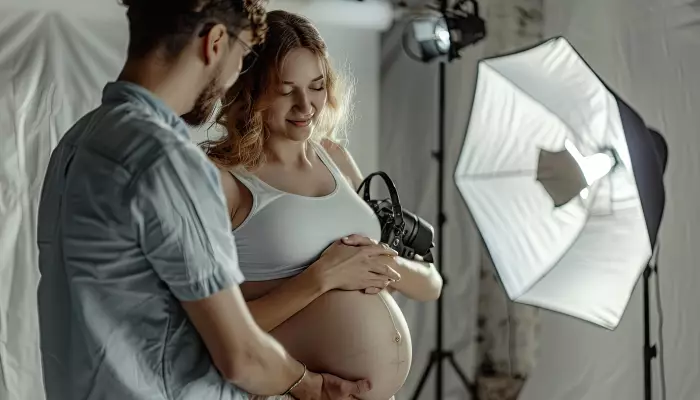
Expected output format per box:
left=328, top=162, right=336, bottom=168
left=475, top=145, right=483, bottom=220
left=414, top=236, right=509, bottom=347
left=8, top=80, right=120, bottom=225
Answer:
left=318, top=26, right=381, bottom=174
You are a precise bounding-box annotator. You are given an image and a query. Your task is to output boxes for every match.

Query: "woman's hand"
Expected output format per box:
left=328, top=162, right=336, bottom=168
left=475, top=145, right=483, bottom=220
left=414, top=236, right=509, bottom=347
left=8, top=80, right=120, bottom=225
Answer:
left=306, top=235, right=401, bottom=293
left=340, top=235, right=401, bottom=295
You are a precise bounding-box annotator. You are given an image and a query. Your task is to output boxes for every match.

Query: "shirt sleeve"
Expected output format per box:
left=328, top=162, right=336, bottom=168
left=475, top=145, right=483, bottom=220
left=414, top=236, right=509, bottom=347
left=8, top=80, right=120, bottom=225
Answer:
left=134, top=141, right=245, bottom=301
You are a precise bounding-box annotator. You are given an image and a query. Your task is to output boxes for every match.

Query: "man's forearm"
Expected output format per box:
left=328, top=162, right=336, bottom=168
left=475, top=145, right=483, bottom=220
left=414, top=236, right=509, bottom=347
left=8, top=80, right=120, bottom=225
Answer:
left=229, top=326, right=306, bottom=396
left=182, top=287, right=313, bottom=397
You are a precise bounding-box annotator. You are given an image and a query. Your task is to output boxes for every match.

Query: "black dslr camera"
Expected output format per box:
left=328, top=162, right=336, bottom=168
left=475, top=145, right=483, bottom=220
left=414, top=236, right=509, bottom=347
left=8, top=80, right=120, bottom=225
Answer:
left=357, top=172, right=435, bottom=262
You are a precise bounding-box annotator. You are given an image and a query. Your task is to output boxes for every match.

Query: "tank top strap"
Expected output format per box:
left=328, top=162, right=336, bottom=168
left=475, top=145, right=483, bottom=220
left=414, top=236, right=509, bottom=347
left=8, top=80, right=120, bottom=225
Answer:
left=310, top=140, right=349, bottom=186
left=227, top=167, right=255, bottom=188
left=226, top=167, right=285, bottom=222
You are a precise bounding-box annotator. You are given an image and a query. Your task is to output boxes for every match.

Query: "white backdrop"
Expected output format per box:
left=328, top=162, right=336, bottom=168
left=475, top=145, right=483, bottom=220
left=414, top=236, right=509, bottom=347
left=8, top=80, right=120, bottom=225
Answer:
left=0, top=1, right=388, bottom=399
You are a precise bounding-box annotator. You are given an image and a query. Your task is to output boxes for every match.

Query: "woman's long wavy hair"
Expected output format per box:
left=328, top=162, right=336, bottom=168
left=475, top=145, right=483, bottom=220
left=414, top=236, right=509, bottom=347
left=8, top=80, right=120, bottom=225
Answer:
left=201, top=10, right=354, bottom=170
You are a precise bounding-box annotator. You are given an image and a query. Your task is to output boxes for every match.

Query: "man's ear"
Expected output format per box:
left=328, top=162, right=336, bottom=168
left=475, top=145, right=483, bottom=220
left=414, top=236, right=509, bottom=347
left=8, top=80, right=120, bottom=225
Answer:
left=202, top=24, right=228, bottom=66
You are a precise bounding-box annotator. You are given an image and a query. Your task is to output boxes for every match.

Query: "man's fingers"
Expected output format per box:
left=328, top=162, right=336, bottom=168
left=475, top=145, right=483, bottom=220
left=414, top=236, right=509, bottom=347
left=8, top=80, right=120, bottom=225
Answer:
left=343, top=378, right=371, bottom=395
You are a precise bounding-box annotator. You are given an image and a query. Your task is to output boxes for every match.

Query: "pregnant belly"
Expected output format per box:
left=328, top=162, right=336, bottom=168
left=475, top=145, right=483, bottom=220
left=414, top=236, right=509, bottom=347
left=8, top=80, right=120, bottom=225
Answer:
left=270, top=290, right=412, bottom=400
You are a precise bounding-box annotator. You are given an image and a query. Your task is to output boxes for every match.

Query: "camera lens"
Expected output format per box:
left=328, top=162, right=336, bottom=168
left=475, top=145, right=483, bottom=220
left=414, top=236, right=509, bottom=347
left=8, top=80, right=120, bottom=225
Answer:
left=402, top=210, right=435, bottom=256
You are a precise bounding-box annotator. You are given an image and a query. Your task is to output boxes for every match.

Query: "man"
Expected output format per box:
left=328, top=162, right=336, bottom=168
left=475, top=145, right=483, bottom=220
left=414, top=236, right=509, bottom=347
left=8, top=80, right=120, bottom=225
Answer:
left=36, top=1, right=370, bottom=399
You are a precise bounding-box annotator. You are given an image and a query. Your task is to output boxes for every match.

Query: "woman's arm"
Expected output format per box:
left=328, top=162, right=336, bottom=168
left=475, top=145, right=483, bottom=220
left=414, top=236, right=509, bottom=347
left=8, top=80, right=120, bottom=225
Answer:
left=388, top=255, right=442, bottom=301
left=244, top=271, right=327, bottom=332
left=321, top=139, right=444, bottom=301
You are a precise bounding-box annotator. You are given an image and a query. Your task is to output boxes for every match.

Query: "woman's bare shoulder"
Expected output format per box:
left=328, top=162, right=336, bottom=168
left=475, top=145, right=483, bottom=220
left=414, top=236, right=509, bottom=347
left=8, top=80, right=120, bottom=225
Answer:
left=320, top=138, right=364, bottom=189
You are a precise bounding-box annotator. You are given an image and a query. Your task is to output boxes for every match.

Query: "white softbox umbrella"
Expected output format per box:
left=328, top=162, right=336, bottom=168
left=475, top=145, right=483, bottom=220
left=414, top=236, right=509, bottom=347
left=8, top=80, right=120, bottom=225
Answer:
left=455, top=36, right=666, bottom=329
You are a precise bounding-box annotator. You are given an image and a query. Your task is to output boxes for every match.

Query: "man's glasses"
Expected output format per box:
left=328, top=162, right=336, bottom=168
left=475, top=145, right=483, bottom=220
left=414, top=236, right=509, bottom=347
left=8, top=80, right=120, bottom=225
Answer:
left=199, top=23, right=259, bottom=74
left=237, top=39, right=258, bottom=74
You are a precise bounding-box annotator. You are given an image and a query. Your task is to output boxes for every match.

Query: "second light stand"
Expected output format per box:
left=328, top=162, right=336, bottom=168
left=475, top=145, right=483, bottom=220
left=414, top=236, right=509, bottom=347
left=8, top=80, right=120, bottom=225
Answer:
left=409, top=56, right=478, bottom=400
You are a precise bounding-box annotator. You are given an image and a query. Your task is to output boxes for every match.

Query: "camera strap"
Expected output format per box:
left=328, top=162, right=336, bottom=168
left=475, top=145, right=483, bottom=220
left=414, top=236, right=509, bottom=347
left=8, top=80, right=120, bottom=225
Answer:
left=357, top=171, right=404, bottom=228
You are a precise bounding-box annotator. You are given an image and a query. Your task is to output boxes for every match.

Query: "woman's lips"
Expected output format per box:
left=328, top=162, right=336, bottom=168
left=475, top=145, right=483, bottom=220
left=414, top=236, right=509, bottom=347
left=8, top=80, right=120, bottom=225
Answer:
left=287, top=119, right=312, bottom=127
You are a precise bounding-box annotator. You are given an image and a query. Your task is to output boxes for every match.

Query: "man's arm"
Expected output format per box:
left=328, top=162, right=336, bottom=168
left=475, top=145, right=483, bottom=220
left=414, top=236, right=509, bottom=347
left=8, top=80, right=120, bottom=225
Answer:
left=181, top=285, right=308, bottom=395
left=183, top=286, right=370, bottom=399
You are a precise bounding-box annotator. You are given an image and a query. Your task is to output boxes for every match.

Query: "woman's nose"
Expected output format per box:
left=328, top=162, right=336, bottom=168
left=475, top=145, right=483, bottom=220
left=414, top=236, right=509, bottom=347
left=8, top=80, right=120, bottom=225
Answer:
left=295, top=92, right=313, bottom=115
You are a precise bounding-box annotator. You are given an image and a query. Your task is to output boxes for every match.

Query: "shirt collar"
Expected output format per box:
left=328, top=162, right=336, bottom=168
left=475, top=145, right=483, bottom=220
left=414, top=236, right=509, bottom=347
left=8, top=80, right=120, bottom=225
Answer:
left=102, top=81, right=190, bottom=139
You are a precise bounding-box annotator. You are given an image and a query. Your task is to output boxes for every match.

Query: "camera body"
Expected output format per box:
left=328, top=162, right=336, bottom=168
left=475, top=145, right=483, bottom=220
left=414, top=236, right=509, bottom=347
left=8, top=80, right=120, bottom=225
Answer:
left=358, top=172, right=435, bottom=262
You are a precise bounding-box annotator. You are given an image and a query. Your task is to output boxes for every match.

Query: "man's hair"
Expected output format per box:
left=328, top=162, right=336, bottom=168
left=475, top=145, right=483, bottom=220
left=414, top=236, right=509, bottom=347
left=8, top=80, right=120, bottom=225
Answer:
left=120, top=0, right=267, bottom=59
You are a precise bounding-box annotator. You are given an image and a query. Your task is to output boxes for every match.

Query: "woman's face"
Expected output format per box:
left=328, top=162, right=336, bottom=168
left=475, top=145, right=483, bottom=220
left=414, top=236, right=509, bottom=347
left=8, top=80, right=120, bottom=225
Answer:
left=265, top=47, right=327, bottom=141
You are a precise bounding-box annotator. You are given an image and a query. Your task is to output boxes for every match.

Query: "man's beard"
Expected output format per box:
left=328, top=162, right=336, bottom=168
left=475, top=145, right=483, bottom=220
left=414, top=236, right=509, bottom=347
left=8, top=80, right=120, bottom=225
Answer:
left=182, top=73, right=224, bottom=127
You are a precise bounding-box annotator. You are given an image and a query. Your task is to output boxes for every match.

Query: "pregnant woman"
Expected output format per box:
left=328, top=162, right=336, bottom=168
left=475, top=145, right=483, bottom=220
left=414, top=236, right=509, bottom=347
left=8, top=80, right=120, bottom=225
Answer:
left=203, top=10, right=443, bottom=400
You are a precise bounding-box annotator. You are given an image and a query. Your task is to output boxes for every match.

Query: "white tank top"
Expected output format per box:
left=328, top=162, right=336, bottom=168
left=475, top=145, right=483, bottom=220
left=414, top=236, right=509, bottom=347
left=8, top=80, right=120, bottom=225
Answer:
left=229, top=141, right=382, bottom=282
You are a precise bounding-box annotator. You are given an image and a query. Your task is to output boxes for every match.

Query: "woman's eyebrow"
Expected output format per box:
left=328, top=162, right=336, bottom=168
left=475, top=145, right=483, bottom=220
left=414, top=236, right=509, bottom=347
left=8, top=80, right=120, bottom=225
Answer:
left=282, top=75, right=324, bottom=85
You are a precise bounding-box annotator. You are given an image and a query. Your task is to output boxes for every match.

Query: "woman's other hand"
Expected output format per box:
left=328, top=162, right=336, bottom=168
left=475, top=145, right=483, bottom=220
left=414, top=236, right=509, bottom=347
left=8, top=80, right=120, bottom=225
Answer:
left=306, top=235, right=401, bottom=293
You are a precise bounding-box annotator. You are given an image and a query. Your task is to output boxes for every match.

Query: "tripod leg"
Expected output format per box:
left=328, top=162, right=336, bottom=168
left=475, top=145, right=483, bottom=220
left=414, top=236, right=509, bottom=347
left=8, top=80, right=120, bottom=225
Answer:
left=410, top=352, right=438, bottom=400
left=446, top=353, right=478, bottom=399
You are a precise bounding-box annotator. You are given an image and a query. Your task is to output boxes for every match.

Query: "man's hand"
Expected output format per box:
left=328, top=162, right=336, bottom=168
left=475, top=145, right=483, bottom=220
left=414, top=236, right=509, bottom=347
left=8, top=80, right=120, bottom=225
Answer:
left=291, top=370, right=371, bottom=400
left=319, top=373, right=371, bottom=399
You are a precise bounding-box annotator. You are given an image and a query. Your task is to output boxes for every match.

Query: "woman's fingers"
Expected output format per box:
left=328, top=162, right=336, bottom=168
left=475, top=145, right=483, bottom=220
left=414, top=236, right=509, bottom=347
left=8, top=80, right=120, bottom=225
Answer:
left=368, top=263, right=401, bottom=282
left=362, top=245, right=398, bottom=260
left=341, top=234, right=377, bottom=246
left=364, top=278, right=392, bottom=294
left=362, top=274, right=392, bottom=294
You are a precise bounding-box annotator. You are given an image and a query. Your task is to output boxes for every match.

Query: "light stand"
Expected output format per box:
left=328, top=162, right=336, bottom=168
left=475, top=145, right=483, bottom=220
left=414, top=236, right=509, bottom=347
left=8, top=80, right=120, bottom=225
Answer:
left=637, top=126, right=667, bottom=400
left=643, top=264, right=658, bottom=400
left=407, top=1, right=484, bottom=399
left=410, top=57, right=478, bottom=400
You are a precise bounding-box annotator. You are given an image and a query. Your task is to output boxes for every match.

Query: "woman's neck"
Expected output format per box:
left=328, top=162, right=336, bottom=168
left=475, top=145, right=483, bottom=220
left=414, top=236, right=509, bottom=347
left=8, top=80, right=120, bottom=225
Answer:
left=264, top=136, right=314, bottom=169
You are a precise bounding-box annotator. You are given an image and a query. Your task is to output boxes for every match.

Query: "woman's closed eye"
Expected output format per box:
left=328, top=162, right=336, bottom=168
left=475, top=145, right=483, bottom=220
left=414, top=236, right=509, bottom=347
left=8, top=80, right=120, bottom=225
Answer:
left=280, top=86, right=325, bottom=96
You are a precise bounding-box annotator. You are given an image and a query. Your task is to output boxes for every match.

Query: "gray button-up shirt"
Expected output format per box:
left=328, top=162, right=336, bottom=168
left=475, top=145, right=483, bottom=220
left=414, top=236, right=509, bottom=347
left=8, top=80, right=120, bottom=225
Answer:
left=37, top=81, right=247, bottom=400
